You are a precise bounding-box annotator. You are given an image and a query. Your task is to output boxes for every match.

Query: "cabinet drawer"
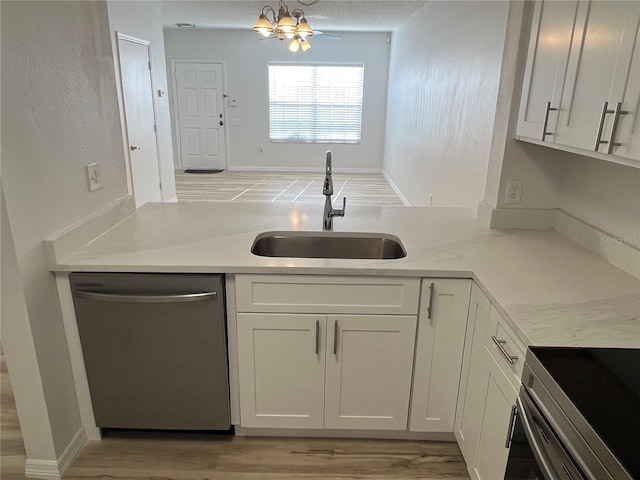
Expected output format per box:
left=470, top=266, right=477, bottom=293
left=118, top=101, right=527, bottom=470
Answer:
left=485, top=306, right=526, bottom=388
left=235, top=275, right=420, bottom=315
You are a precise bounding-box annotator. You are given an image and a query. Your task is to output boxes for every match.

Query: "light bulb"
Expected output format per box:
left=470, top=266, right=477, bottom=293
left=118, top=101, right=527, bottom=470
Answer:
left=285, top=32, right=294, bottom=39
left=259, top=28, right=271, bottom=37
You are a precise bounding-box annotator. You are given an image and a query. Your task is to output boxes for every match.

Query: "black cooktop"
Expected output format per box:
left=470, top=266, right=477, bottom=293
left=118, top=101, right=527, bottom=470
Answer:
left=530, top=347, right=640, bottom=479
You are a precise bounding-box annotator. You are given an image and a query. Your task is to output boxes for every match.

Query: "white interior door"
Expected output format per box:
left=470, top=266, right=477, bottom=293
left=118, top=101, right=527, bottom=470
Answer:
left=117, top=34, right=162, bottom=207
left=174, top=62, right=227, bottom=170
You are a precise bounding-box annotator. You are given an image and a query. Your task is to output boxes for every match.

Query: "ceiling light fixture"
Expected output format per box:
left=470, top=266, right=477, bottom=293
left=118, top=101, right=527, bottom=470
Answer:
left=253, top=1, right=314, bottom=52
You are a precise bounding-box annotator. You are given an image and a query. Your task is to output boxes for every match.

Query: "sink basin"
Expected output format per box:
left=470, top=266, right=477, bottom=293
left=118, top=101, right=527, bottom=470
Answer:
left=251, top=231, right=407, bottom=259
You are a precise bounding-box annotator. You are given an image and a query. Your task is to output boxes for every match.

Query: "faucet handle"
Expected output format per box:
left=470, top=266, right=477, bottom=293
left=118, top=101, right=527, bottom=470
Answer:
left=334, top=197, right=346, bottom=217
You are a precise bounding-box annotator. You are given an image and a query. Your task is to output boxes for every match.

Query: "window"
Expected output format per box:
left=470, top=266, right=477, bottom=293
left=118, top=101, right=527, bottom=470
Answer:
left=268, top=64, right=364, bottom=143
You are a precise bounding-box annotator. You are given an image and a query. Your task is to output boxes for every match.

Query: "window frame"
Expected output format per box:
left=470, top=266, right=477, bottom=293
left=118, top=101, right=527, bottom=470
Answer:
left=267, top=62, right=365, bottom=145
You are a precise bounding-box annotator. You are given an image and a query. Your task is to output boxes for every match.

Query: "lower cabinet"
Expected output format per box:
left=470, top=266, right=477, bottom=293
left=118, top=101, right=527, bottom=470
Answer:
left=472, top=349, right=518, bottom=480
left=237, top=312, right=417, bottom=430
left=236, top=313, right=326, bottom=429
left=410, top=279, right=472, bottom=432
left=454, top=286, right=524, bottom=480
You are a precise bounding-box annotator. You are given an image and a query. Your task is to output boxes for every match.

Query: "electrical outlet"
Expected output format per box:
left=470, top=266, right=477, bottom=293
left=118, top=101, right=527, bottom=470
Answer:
left=505, top=180, right=523, bottom=204
left=87, top=163, right=103, bottom=192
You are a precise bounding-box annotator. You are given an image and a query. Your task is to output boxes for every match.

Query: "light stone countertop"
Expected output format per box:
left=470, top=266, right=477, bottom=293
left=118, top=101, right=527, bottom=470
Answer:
left=52, top=202, right=640, bottom=349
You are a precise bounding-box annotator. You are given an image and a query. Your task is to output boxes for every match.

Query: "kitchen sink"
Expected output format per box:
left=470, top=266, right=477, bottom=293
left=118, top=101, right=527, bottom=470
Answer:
left=251, top=231, right=407, bottom=259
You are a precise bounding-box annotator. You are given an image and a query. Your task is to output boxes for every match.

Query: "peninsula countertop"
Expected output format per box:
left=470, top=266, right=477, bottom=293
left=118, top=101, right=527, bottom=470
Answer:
left=50, top=202, right=640, bottom=349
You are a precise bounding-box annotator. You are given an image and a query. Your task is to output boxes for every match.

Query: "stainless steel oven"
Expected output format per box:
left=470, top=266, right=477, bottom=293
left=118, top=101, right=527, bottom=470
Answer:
left=505, top=347, right=639, bottom=480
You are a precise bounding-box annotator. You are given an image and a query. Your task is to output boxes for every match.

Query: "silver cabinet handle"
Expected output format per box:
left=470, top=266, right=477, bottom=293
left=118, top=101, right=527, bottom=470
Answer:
left=491, top=336, right=518, bottom=364
left=130, top=145, right=141, bottom=151
left=541, top=101, right=558, bottom=141
left=594, top=101, right=615, bottom=151
left=315, top=320, right=320, bottom=355
left=333, top=319, right=339, bottom=355
left=74, top=290, right=217, bottom=303
left=505, top=404, right=517, bottom=448
left=427, top=282, right=435, bottom=319
left=606, top=102, right=629, bottom=154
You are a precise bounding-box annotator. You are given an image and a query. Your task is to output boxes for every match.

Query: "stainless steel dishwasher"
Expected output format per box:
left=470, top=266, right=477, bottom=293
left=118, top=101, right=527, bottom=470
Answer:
left=70, top=273, right=230, bottom=431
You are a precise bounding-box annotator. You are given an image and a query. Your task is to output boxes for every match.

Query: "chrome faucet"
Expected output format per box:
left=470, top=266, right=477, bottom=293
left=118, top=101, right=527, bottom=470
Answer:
left=322, top=150, right=346, bottom=231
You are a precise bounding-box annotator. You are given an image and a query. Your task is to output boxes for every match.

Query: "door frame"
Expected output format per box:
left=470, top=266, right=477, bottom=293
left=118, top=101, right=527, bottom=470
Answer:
left=115, top=32, right=164, bottom=202
left=170, top=59, right=230, bottom=170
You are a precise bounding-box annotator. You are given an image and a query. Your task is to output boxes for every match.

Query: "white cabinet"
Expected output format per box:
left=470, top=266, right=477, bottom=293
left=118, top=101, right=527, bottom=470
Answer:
left=324, top=315, right=417, bottom=430
left=472, top=350, right=518, bottom=480
left=454, top=283, right=491, bottom=460
left=237, top=313, right=326, bottom=429
left=235, top=275, right=420, bottom=431
left=516, top=0, right=579, bottom=140
left=410, top=279, right=472, bottom=432
left=455, top=287, right=525, bottom=480
left=555, top=1, right=640, bottom=154
left=517, top=0, right=640, bottom=165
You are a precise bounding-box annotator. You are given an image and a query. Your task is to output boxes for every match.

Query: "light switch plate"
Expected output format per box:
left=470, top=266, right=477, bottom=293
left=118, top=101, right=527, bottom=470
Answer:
left=87, top=163, right=103, bottom=192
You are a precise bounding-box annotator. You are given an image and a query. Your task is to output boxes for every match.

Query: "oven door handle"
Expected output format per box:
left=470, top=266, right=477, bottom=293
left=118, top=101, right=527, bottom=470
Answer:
left=516, top=395, right=558, bottom=480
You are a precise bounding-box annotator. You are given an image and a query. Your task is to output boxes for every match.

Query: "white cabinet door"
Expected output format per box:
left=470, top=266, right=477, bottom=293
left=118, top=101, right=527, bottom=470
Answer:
left=410, top=279, right=472, bottom=432
left=608, top=25, right=640, bottom=161
left=454, top=283, right=491, bottom=462
left=324, top=315, right=417, bottom=430
left=472, top=350, right=518, bottom=480
left=516, top=0, right=579, bottom=141
left=237, top=313, right=326, bottom=428
left=555, top=1, right=640, bottom=152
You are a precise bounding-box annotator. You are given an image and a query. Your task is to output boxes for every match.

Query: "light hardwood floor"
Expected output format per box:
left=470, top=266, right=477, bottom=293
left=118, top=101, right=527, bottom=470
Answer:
left=1, top=347, right=469, bottom=479
left=1, top=347, right=27, bottom=480
left=175, top=170, right=405, bottom=206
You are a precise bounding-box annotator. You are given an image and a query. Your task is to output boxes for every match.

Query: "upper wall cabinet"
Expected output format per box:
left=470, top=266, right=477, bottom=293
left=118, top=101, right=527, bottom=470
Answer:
left=516, top=0, right=640, bottom=166
left=516, top=0, right=579, bottom=140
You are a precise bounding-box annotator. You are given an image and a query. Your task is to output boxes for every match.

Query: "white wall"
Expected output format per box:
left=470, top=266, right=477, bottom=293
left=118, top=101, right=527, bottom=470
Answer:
left=383, top=1, right=510, bottom=210
left=559, top=156, right=640, bottom=242
left=1, top=0, right=129, bottom=458
left=163, top=28, right=390, bottom=172
left=107, top=0, right=177, bottom=202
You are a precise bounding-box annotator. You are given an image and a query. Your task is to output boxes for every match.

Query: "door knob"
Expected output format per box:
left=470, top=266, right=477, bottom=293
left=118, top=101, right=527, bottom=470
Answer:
left=130, top=145, right=141, bottom=151
left=219, top=121, right=224, bottom=126
left=219, top=113, right=223, bottom=118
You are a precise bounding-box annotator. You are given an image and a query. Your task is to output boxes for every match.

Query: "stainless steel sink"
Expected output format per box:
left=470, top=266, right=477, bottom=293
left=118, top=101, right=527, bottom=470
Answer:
left=251, top=231, right=407, bottom=259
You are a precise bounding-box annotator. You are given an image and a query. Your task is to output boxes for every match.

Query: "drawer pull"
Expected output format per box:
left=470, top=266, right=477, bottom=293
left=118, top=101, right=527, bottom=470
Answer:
left=333, top=320, right=339, bottom=355
left=491, top=336, right=518, bottom=365
left=315, top=320, right=320, bottom=355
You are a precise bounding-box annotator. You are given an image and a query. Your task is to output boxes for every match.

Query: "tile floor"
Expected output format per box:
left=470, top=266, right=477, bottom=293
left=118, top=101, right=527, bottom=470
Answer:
left=174, top=170, right=404, bottom=206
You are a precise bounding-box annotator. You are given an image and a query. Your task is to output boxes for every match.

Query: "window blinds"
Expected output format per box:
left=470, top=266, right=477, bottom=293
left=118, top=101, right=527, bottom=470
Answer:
left=268, top=64, right=364, bottom=143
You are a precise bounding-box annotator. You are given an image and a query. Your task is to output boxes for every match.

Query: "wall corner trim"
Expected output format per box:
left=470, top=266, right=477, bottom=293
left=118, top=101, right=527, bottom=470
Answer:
left=25, top=428, right=87, bottom=480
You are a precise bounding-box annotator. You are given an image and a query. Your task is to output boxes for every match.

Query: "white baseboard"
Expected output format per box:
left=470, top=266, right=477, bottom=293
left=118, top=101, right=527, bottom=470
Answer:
left=227, top=165, right=383, bottom=174
left=235, top=426, right=455, bottom=442
left=166, top=195, right=178, bottom=203
left=381, top=170, right=411, bottom=206
left=25, top=428, right=87, bottom=479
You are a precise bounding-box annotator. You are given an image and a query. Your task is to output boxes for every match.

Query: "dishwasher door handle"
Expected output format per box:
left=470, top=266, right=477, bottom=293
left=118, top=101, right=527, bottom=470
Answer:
left=74, top=290, right=217, bottom=303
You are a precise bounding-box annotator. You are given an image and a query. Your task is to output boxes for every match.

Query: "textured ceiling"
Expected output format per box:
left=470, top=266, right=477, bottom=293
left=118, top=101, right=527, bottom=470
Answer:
left=161, top=1, right=427, bottom=32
